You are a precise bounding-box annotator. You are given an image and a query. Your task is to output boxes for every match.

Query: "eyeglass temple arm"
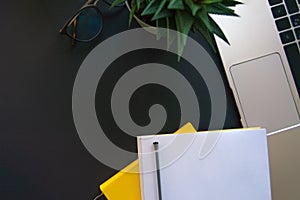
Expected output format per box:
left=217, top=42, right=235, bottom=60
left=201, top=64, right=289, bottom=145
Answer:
left=84, top=0, right=100, bottom=6
left=59, top=0, right=110, bottom=34
left=59, top=0, right=95, bottom=34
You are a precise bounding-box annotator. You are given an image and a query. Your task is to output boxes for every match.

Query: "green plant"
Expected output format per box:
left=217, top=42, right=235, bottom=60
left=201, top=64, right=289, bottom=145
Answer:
left=112, top=0, right=242, bottom=56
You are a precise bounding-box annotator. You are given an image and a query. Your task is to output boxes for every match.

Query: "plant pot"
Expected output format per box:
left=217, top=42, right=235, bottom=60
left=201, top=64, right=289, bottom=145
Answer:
left=125, top=1, right=157, bottom=35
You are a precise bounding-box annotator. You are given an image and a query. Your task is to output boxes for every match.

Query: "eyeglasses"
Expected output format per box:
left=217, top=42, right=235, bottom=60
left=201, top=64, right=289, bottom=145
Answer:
left=60, top=0, right=124, bottom=44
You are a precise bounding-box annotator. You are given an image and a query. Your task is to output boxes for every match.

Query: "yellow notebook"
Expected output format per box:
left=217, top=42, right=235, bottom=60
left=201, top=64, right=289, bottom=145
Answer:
left=99, top=122, right=197, bottom=200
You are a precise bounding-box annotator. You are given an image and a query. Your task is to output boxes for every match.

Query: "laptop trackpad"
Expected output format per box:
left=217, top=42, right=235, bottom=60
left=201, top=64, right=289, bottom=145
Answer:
left=230, top=53, right=299, bottom=132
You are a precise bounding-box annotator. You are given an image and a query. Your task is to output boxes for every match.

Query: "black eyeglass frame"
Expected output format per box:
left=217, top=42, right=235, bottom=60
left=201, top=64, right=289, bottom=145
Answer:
left=59, top=0, right=124, bottom=42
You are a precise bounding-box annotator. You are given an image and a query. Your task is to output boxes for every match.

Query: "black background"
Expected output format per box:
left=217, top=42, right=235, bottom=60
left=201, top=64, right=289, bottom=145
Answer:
left=0, top=0, right=241, bottom=199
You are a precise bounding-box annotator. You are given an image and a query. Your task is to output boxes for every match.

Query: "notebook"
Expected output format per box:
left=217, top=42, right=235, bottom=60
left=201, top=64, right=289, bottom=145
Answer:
left=99, top=122, right=196, bottom=200
left=212, top=0, right=300, bottom=132
left=138, top=128, right=271, bottom=200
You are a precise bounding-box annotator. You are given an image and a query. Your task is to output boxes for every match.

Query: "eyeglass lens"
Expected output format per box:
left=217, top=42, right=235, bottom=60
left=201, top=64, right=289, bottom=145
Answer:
left=67, top=7, right=103, bottom=42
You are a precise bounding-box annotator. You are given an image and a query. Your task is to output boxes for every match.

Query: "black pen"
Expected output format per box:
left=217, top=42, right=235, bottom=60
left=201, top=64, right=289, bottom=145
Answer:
left=153, top=141, right=162, bottom=200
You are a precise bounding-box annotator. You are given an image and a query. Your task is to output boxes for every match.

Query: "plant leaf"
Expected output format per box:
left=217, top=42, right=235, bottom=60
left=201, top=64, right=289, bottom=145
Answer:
left=156, top=18, right=167, bottom=40
left=141, top=0, right=161, bottom=16
left=168, top=0, right=185, bottom=10
left=201, top=0, right=222, bottom=4
left=175, top=11, right=194, bottom=36
left=198, top=8, right=229, bottom=44
left=152, top=10, right=173, bottom=20
left=129, top=2, right=137, bottom=26
left=175, top=10, right=194, bottom=58
left=111, top=0, right=127, bottom=8
left=194, top=19, right=217, bottom=52
left=221, top=0, right=243, bottom=7
left=152, top=0, right=172, bottom=20
left=136, top=0, right=141, bottom=10
left=208, top=15, right=229, bottom=44
left=184, top=0, right=201, bottom=16
left=164, top=17, right=177, bottom=50
left=206, top=3, right=239, bottom=16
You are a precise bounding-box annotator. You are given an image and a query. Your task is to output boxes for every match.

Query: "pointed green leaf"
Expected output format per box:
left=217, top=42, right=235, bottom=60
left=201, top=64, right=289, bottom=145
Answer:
left=156, top=19, right=167, bottom=40
left=175, top=11, right=194, bottom=36
left=194, top=19, right=217, bottom=52
left=201, top=0, right=222, bottom=4
left=111, top=0, right=127, bottom=8
left=197, top=9, right=211, bottom=30
left=162, top=17, right=176, bottom=50
left=221, top=0, right=243, bottom=7
left=129, top=3, right=137, bottom=26
left=207, top=15, right=229, bottom=44
left=175, top=10, right=194, bottom=57
left=206, top=3, right=239, bottom=16
left=197, top=9, right=229, bottom=44
left=141, top=0, right=160, bottom=16
left=184, top=0, right=201, bottom=16
left=166, top=17, right=171, bottom=49
left=136, top=0, right=141, bottom=10
left=152, top=0, right=169, bottom=20
left=168, top=0, right=185, bottom=10
left=152, top=10, right=173, bottom=20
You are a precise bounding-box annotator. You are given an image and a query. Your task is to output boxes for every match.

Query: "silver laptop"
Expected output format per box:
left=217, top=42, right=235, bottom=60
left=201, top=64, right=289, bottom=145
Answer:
left=213, top=1, right=300, bottom=198
left=213, top=0, right=300, bottom=133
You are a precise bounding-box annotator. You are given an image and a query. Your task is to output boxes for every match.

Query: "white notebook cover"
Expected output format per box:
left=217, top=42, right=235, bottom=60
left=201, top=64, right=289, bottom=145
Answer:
left=137, top=128, right=271, bottom=200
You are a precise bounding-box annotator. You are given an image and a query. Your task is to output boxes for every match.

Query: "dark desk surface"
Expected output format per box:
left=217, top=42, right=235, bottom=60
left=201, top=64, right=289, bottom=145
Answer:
left=0, top=0, right=241, bottom=199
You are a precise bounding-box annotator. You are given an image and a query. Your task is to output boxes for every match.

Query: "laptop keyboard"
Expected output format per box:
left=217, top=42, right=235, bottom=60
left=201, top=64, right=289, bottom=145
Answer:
left=269, top=0, right=300, bottom=94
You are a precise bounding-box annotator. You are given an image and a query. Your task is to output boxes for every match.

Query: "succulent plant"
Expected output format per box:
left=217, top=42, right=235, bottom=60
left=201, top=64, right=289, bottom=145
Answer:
left=112, top=0, right=242, bottom=57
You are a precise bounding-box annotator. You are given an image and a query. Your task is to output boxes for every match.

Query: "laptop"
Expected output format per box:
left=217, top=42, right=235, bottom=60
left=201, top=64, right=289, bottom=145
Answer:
left=213, top=0, right=300, bottom=133
left=213, top=1, right=300, bottom=198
